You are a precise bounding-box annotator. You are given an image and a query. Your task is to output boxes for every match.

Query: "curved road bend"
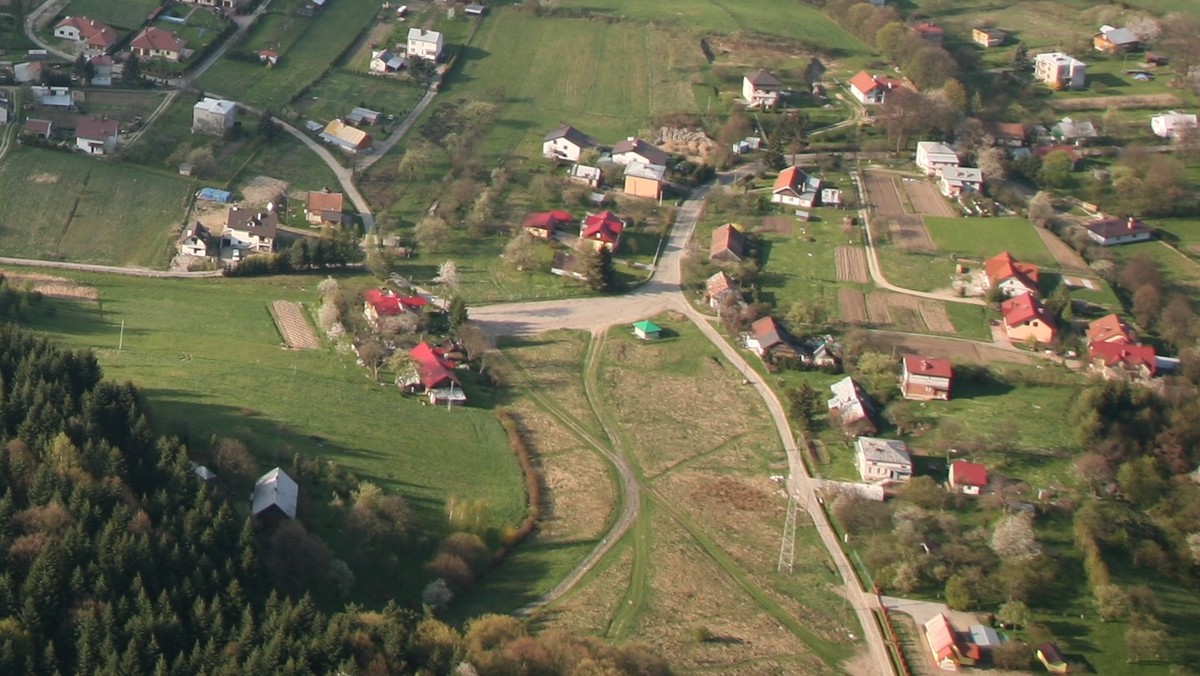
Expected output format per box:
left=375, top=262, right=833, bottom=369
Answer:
left=24, top=0, right=74, bottom=60
left=474, top=181, right=893, bottom=675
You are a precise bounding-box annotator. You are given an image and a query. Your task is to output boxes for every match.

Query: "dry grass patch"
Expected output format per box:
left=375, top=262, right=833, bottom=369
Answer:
left=901, top=181, right=955, bottom=218
left=1, top=272, right=97, bottom=301
left=505, top=331, right=597, bottom=437
left=839, top=288, right=867, bottom=324
left=918, top=301, right=955, bottom=334
left=535, top=547, right=633, bottom=637
left=1052, top=93, right=1183, bottom=110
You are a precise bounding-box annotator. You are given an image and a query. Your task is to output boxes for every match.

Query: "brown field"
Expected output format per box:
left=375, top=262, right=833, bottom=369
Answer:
left=901, top=179, right=955, bottom=218
left=838, top=288, right=867, bottom=323
left=864, top=331, right=1034, bottom=365
left=1033, top=226, right=1089, bottom=272
left=269, top=300, right=319, bottom=349
left=888, top=218, right=934, bottom=251
left=1, top=272, right=98, bottom=300
left=862, top=293, right=957, bottom=334
left=918, top=301, right=955, bottom=334
left=762, top=216, right=796, bottom=235
left=865, top=292, right=893, bottom=325
left=835, top=246, right=869, bottom=284
left=1052, top=93, right=1183, bottom=111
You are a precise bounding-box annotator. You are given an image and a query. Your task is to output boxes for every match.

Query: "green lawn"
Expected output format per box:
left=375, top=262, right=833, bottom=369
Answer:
left=0, top=148, right=192, bottom=268
left=17, top=269, right=526, bottom=607
left=60, top=0, right=160, bottom=30
left=874, top=247, right=954, bottom=293
left=924, top=216, right=1058, bottom=267
left=197, top=0, right=381, bottom=109
left=1105, top=239, right=1200, bottom=300
left=296, top=72, right=426, bottom=124
left=238, top=132, right=340, bottom=193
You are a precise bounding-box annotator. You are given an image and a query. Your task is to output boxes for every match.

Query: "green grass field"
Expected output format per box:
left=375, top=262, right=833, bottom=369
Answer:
left=237, top=132, right=340, bottom=192
left=60, top=0, right=160, bottom=30
left=297, top=72, right=425, bottom=124
left=0, top=148, right=191, bottom=268
left=924, top=216, right=1058, bottom=267
left=17, top=269, right=526, bottom=606
left=197, top=0, right=380, bottom=109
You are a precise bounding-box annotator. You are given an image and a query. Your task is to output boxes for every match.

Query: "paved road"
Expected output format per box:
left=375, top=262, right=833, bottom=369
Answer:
left=24, top=0, right=74, bottom=61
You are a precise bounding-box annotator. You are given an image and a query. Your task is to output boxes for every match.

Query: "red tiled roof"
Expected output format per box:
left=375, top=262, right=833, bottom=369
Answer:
left=57, top=17, right=117, bottom=49
left=364, top=288, right=402, bottom=316
left=1001, top=292, right=1052, bottom=328
left=773, top=166, right=804, bottom=193
left=131, top=27, right=185, bottom=53
left=398, top=296, right=426, bottom=310
left=751, top=316, right=784, bottom=349
left=1084, top=216, right=1152, bottom=240
left=903, top=354, right=952, bottom=379
left=581, top=210, right=624, bottom=243
left=913, top=23, right=944, bottom=36
left=411, top=342, right=460, bottom=389
left=924, top=613, right=957, bottom=661
left=522, top=210, right=572, bottom=230
left=306, top=190, right=344, bottom=214
left=848, top=71, right=880, bottom=94
left=1086, top=313, right=1136, bottom=345
left=1089, top=342, right=1156, bottom=375
left=710, top=223, right=745, bottom=258
left=985, top=251, right=1039, bottom=289
left=705, top=271, right=735, bottom=298
left=949, top=460, right=988, bottom=487
left=75, top=116, right=118, bottom=141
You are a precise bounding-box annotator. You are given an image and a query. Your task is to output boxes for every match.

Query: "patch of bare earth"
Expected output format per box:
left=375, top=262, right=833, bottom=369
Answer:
left=918, top=301, right=955, bottom=334
left=888, top=216, right=935, bottom=252
left=1, top=272, right=97, bottom=301
left=634, top=510, right=833, bottom=674
left=1033, top=226, right=1089, bottom=272
left=835, top=246, right=869, bottom=284
left=838, top=288, right=867, bottom=324
left=269, top=301, right=318, bottom=349
left=29, top=173, right=58, bottom=184
left=865, top=292, right=893, bottom=325
left=902, top=180, right=955, bottom=218
left=864, top=331, right=1034, bottom=365
left=761, top=216, right=795, bottom=236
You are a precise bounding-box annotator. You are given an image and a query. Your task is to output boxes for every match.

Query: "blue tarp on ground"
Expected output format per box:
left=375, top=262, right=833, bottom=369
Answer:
left=197, top=188, right=232, bottom=203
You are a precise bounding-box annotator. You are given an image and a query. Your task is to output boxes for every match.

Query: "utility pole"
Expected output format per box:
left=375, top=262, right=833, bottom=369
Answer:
left=118, top=320, right=124, bottom=351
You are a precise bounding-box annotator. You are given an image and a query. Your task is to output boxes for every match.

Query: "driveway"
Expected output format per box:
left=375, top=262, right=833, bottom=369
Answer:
left=881, top=595, right=980, bottom=631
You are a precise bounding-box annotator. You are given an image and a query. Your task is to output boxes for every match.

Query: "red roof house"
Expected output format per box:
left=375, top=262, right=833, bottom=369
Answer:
left=949, top=460, right=989, bottom=495
left=984, top=251, right=1039, bottom=297
left=363, top=288, right=402, bottom=319
left=580, top=210, right=625, bottom=250
left=54, top=16, right=117, bottom=51
left=848, top=71, right=905, bottom=105
left=522, top=210, right=573, bottom=238
left=1088, top=342, right=1157, bottom=380
left=1086, top=313, right=1136, bottom=345
left=130, top=27, right=187, bottom=61
left=924, top=613, right=977, bottom=671
left=1000, top=292, right=1056, bottom=344
left=408, top=342, right=465, bottom=405
left=710, top=223, right=746, bottom=262
left=912, top=22, right=945, bottom=44
left=901, top=355, right=952, bottom=401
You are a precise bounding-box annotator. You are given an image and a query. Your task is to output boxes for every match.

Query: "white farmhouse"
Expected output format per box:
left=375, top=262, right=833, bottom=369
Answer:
left=854, top=437, right=913, bottom=484
left=915, top=141, right=958, bottom=176
left=742, top=69, right=782, bottom=109
left=542, top=125, right=595, bottom=162
left=1033, top=52, right=1087, bottom=90
left=407, top=28, right=443, bottom=61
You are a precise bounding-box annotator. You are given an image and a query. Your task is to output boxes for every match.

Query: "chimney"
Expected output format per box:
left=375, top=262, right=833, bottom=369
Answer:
left=1127, top=217, right=1135, bottom=230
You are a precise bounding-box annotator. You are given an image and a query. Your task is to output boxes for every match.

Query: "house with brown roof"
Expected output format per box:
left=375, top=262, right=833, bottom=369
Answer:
left=848, top=71, right=903, bottom=105
left=703, top=271, right=740, bottom=309
left=1082, top=216, right=1152, bottom=246
left=580, top=210, right=625, bottom=251
left=178, top=222, right=212, bottom=257
left=742, top=69, right=783, bottom=109
left=542, top=125, right=595, bottom=162
left=901, top=354, right=952, bottom=401
left=710, top=223, right=746, bottom=262
left=53, top=16, right=117, bottom=51
left=223, top=207, right=278, bottom=253
left=522, top=210, right=572, bottom=239
left=984, top=251, right=1039, bottom=297
left=130, top=27, right=187, bottom=62
left=745, top=316, right=789, bottom=358
left=305, top=189, right=345, bottom=226
left=74, top=116, right=119, bottom=155
left=911, top=23, right=944, bottom=44
left=1001, top=292, right=1056, bottom=344
left=612, top=137, right=669, bottom=167
left=25, top=118, right=52, bottom=139
left=1086, top=314, right=1137, bottom=346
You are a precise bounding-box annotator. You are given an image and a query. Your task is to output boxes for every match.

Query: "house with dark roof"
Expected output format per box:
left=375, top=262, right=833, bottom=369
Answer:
left=985, top=251, right=1039, bottom=297
left=710, top=223, right=746, bottom=262
left=580, top=210, right=625, bottom=251
left=949, top=460, right=989, bottom=495
left=612, top=137, right=669, bottom=167
left=74, top=116, right=118, bottom=155
left=178, top=222, right=212, bottom=257
left=1094, top=25, right=1139, bottom=54
left=223, top=207, right=277, bottom=253
left=901, top=354, right=952, bottom=401
left=742, top=69, right=782, bottom=108
left=542, top=125, right=595, bottom=162
left=1001, top=291, right=1056, bottom=344
left=1082, top=216, right=1152, bottom=246
left=745, top=316, right=797, bottom=359
left=130, top=27, right=187, bottom=61
left=305, top=189, right=345, bottom=226
left=1036, top=643, right=1069, bottom=674
left=251, top=468, right=299, bottom=520
left=855, top=437, right=913, bottom=483
left=972, top=27, right=1005, bottom=47
left=522, top=210, right=572, bottom=239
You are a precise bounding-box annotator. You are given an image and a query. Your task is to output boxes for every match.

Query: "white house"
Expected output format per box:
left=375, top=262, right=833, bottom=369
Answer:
left=192, top=97, right=236, bottom=135
left=369, top=49, right=405, bottom=73
left=1151, top=112, right=1197, bottom=140
left=74, top=116, right=118, bottom=155
left=772, top=166, right=821, bottom=207
left=177, top=222, right=211, bottom=257
left=742, top=69, right=782, bottom=109
left=542, top=125, right=595, bottom=162
left=0, top=92, right=11, bottom=126
left=848, top=71, right=901, bottom=105
left=1034, top=52, right=1087, bottom=90
left=223, top=207, right=278, bottom=253
left=938, top=166, right=983, bottom=198
left=407, top=28, right=443, bottom=61
left=1083, top=217, right=1153, bottom=246
left=854, top=437, right=913, bottom=484
left=915, top=141, right=959, bottom=176
left=611, top=137, right=669, bottom=166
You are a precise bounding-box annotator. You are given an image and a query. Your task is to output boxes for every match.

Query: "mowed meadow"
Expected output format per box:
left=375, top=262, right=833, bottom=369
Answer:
left=0, top=148, right=192, bottom=268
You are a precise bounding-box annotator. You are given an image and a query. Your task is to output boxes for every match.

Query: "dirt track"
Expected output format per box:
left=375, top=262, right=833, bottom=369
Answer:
left=1033, top=226, right=1089, bottom=272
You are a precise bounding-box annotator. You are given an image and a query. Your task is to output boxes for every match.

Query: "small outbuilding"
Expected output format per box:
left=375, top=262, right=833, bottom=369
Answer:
left=632, top=320, right=662, bottom=340
left=948, top=460, right=989, bottom=495
left=251, top=468, right=299, bottom=520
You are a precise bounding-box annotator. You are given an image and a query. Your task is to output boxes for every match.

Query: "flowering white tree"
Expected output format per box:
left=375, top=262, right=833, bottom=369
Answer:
left=434, top=260, right=459, bottom=288
left=991, top=513, right=1042, bottom=562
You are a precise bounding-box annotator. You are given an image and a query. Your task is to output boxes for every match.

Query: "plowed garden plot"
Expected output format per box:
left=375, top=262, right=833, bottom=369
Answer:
left=269, top=301, right=318, bottom=349
left=838, top=288, right=867, bottom=323
left=835, top=246, right=869, bottom=284
left=918, top=302, right=955, bottom=334
left=888, top=217, right=935, bottom=252
left=901, top=179, right=955, bottom=218
left=863, top=293, right=957, bottom=334
left=1034, top=226, right=1089, bottom=272
left=761, top=216, right=795, bottom=235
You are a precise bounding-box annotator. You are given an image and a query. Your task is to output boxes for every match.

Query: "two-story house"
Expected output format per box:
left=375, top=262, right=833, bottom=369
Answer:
left=854, top=437, right=913, bottom=484
left=901, top=354, right=952, bottom=401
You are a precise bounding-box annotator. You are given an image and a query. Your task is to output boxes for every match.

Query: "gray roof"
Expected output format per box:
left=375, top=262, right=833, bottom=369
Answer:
left=970, top=625, right=1002, bottom=647
left=543, top=124, right=595, bottom=148
left=612, top=137, right=669, bottom=165
left=1100, top=26, right=1138, bottom=45
left=828, top=376, right=870, bottom=422
left=624, top=162, right=667, bottom=180
left=855, top=437, right=912, bottom=466
left=251, top=468, right=299, bottom=519
left=1053, top=117, right=1097, bottom=139
left=745, top=68, right=782, bottom=87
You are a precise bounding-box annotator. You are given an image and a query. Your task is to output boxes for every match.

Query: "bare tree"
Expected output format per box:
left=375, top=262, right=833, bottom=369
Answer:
left=1028, top=191, right=1054, bottom=227
left=416, top=215, right=450, bottom=253
left=357, top=339, right=389, bottom=381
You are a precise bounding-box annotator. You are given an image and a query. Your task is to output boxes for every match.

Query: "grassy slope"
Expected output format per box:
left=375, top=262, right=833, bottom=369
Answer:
left=924, top=216, right=1058, bottom=267
left=296, top=72, right=425, bottom=124
left=18, top=270, right=526, bottom=605
left=0, top=148, right=190, bottom=267
left=61, top=0, right=160, bottom=30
